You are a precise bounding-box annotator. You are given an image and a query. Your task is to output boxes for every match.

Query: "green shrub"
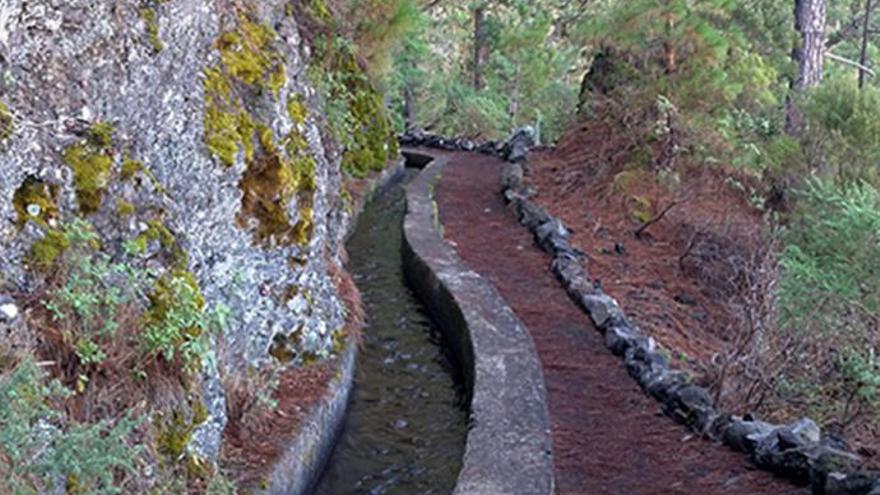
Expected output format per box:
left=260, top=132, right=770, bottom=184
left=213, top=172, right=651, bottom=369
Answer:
left=0, top=359, right=140, bottom=494
left=803, top=79, right=880, bottom=185
left=142, top=272, right=228, bottom=373
left=43, top=220, right=150, bottom=370
left=41, top=219, right=225, bottom=378
left=776, top=179, right=880, bottom=424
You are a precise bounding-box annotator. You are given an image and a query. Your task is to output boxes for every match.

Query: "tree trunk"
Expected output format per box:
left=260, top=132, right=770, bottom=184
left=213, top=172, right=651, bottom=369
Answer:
left=507, top=65, right=519, bottom=128
left=794, top=0, right=828, bottom=89
left=788, top=0, right=828, bottom=135
left=860, top=0, right=873, bottom=88
left=473, top=4, right=489, bottom=91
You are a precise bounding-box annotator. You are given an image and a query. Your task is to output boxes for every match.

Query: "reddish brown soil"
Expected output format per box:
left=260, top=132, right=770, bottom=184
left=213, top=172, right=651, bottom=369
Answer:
left=528, top=120, right=765, bottom=368
left=435, top=150, right=805, bottom=494
left=222, top=361, right=334, bottom=488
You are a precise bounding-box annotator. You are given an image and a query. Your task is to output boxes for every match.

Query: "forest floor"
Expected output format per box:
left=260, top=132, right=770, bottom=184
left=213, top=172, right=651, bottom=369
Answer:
left=434, top=149, right=806, bottom=494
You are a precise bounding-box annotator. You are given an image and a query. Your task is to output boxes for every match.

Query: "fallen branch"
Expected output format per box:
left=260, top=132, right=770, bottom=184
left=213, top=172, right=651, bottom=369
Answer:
left=634, top=200, right=683, bottom=238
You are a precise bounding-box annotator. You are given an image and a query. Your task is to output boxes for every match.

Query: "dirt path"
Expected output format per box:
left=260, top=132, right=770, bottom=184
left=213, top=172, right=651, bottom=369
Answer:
left=434, top=150, right=806, bottom=495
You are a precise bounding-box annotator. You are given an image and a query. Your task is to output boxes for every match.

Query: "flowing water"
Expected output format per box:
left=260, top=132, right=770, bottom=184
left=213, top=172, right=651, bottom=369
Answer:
left=313, top=169, right=467, bottom=495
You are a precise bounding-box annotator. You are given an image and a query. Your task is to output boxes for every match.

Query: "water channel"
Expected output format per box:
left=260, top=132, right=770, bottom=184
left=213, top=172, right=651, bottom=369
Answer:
left=313, top=168, right=467, bottom=495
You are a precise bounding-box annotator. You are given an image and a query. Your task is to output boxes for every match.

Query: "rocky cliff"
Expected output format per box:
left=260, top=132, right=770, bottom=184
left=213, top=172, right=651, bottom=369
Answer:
left=0, top=0, right=390, bottom=488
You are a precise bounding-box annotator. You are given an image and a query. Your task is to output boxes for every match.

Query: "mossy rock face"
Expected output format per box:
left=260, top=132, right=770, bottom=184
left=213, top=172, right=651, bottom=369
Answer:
left=0, top=1, right=355, bottom=477
left=140, top=6, right=164, bottom=53
left=12, top=176, right=59, bottom=227
left=203, top=15, right=287, bottom=168
left=62, top=123, right=116, bottom=214
left=307, top=33, right=398, bottom=177
left=203, top=14, right=318, bottom=247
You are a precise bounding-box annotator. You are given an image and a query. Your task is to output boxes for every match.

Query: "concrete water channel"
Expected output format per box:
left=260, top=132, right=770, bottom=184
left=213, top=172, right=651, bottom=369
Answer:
left=313, top=168, right=468, bottom=495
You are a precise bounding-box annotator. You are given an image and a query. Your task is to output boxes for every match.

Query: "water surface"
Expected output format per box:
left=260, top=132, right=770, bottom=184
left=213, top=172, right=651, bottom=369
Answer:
left=313, top=170, right=467, bottom=495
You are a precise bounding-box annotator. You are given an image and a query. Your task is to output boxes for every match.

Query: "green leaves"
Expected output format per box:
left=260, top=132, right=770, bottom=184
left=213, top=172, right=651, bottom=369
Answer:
left=776, top=178, right=880, bottom=424
left=0, top=359, right=141, bottom=494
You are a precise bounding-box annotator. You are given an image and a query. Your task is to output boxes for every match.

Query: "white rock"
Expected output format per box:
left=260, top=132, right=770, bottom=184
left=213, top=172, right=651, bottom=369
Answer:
left=0, top=301, right=19, bottom=322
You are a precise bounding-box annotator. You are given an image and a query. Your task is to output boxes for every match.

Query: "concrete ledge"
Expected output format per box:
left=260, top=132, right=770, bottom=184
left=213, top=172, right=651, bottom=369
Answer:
left=401, top=150, right=555, bottom=495
left=261, top=159, right=405, bottom=495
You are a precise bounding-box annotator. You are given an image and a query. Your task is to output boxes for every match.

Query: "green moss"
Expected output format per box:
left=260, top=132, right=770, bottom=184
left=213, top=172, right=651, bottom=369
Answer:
left=155, top=399, right=208, bottom=462
left=287, top=93, right=308, bottom=126
left=308, top=0, right=332, bottom=22
left=203, top=13, right=292, bottom=166
left=237, top=128, right=299, bottom=245
left=12, top=177, right=58, bottom=227
left=216, top=16, right=285, bottom=98
left=117, top=199, right=136, bottom=217
left=120, top=157, right=144, bottom=181
left=140, top=7, right=164, bottom=53
left=292, top=206, right=314, bottom=246
left=133, top=218, right=187, bottom=267
left=0, top=101, right=13, bottom=145
left=28, top=229, right=70, bottom=271
left=62, top=124, right=115, bottom=214
left=236, top=122, right=317, bottom=246
left=309, top=36, right=398, bottom=177
left=204, top=106, right=243, bottom=167
left=86, top=122, right=115, bottom=149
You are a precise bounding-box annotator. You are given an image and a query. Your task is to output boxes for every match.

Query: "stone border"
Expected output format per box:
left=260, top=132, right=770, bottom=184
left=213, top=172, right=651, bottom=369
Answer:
left=400, top=132, right=880, bottom=494
left=494, top=154, right=880, bottom=495
left=261, top=159, right=406, bottom=495
left=401, top=149, right=555, bottom=495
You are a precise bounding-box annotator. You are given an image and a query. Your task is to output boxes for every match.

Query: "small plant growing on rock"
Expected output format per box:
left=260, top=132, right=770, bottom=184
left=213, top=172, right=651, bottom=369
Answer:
left=0, top=358, right=140, bottom=494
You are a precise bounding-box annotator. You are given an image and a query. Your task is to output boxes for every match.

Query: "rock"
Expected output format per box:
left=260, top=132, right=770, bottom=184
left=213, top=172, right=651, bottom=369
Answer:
left=807, top=446, right=864, bottom=486
left=674, top=293, right=698, bottom=306
left=459, top=138, right=475, bottom=152
left=644, top=369, right=688, bottom=405
left=551, top=252, right=591, bottom=298
left=722, top=417, right=776, bottom=453
left=624, top=342, right=667, bottom=384
left=816, top=471, right=880, bottom=495
left=580, top=292, right=625, bottom=329
left=0, top=296, right=19, bottom=322
left=518, top=202, right=552, bottom=230
left=752, top=422, right=826, bottom=483
left=476, top=140, right=499, bottom=156
left=604, top=323, right=641, bottom=356
left=668, top=384, right=715, bottom=429
left=535, top=218, right=568, bottom=242
left=501, top=126, right=536, bottom=163
left=614, top=242, right=626, bottom=256
left=0, top=0, right=352, bottom=464
left=501, top=163, right=525, bottom=191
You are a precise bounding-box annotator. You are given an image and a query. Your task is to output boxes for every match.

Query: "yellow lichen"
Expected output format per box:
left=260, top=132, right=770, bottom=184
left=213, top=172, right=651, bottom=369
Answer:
left=62, top=123, right=115, bottom=214
left=217, top=16, right=285, bottom=97
left=12, top=177, right=58, bottom=227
